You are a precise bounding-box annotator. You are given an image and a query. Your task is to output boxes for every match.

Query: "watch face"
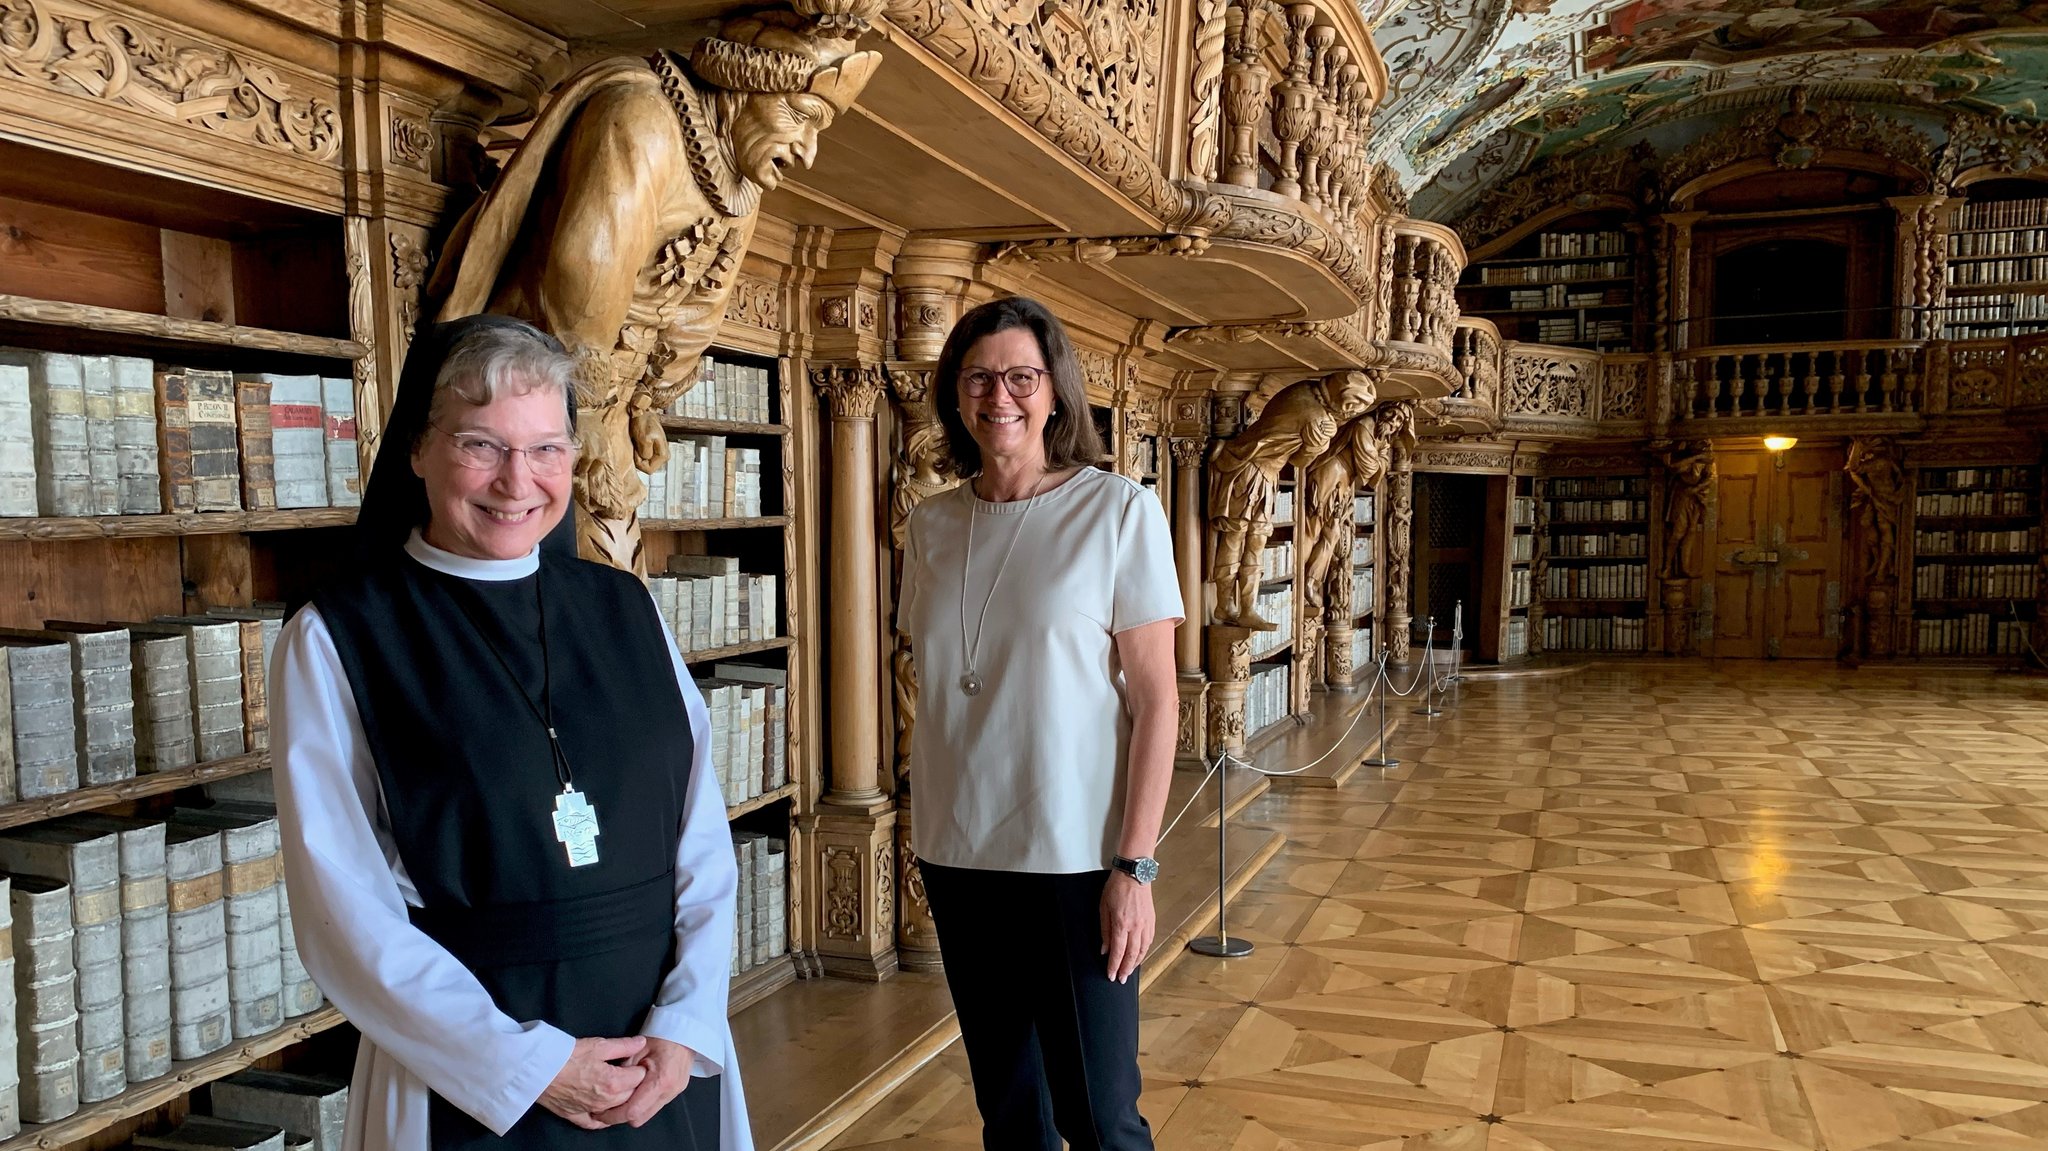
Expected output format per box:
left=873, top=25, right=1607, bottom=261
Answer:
left=1134, top=857, right=1160, bottom=883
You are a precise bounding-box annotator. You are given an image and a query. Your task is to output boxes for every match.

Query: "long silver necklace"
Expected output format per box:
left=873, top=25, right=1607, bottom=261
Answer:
left=958, top=471, right=1049, bottom=696
left=447, top=564, right=602, bottom=868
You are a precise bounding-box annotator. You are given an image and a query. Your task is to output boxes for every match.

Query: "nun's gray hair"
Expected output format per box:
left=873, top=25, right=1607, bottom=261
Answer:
left=421, top=322, right=578, bottom=440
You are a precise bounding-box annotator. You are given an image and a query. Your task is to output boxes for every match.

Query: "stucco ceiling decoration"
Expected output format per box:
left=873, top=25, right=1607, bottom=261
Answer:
left=1373, top=0, right=2048, bottom=221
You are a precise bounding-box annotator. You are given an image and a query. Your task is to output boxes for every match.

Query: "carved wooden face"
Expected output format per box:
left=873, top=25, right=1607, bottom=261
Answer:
left=732, top=92, right=834, bottom=189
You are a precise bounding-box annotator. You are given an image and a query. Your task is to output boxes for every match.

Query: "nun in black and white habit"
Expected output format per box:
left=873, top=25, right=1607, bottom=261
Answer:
left=271, top=315, right=752, bottom=1150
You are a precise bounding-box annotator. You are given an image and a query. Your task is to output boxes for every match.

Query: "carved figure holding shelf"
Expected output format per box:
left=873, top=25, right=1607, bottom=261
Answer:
left=1659, top=439, right=1714, bottom=582
left=1208, top=370, right=1377, bottom=630
left=427, top=0, right=883, bottom=572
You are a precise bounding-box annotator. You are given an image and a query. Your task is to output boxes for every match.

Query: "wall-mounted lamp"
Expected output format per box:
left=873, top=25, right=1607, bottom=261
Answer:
left=1762, top=435, right=1798, bottom=453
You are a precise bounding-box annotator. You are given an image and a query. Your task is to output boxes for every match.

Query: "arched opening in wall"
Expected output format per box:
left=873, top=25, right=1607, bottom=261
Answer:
left=1710, top=239, right=1848, bottom=345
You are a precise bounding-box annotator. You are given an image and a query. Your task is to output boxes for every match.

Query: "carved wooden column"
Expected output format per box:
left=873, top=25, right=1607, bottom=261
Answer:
left=1220, top=0, right=1273, bottom=188
left=809, top=364, right=897, bottom=980
left=1386, top=439, right=1414, bottom=664
left=1324, top=498, right=1356, bottom=686
left=1663, top=212, right=1706, bottom=353
left=893, top=239, right=979, bottom=362
left=1888, top=195, right=1948, bottom=342
left=1206, top=627, right=1252, bottom=760
left=1171, top=436, right=1210, bottom=766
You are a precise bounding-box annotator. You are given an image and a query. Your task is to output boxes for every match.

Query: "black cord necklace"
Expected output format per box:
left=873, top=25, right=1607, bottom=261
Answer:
left=444, top=560, right=603, bottom=868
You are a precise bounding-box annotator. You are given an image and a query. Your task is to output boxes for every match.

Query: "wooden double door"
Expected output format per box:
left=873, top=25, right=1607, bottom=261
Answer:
left=1710, top=445, right=1846, bottom=659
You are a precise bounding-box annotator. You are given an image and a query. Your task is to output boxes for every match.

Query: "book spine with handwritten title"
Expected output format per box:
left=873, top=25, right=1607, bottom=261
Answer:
left=185, top=369, right=242, bottom=512
left=54, top=815, right=171, bottom=1083
left=172, top=811, right=282, bottom=1038
left=10, top=875, right=78, bottom=1123
left=153, top=368, right=196, bottom=513
left=233, top=375, right=277, bottom=512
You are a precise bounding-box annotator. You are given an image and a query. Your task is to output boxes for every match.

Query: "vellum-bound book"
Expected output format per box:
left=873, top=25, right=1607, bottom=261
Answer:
left=55, top=815, right=171, bottom=1082
left=164, top=825, right=232, bottom=1059
left=0, top=876, right=18, bottom=1137
left=0, top=626, right=135, bottom=787
left=205, top=801, right=316, bottom=1016
left=319, top=377, right=359, bottom=509
left=268, top=375, right=327, bottom=510
left=202, top=608, right=284, bottom=755
left=136, top=1115, right=287, bottom=1151
left=8, top=875, right=78, bottom=1123
left=128, top=621, right=244, bottom=763
left=0, top=638, right=79, bottom=800
left=78, top=355, right=120, bottom=515
left=210, top=1070, right=349, bottom=1151
left=47, top=623, right=194, bottom=775
left=173, top=808, right=282, bottom=1037
left=111, top=355, right=161, bottom=514
left=0, top=349, right=88, bottom=516
left=0, top=359, right=36, bottom=517
left=0, top=825, right=125, bottom=1101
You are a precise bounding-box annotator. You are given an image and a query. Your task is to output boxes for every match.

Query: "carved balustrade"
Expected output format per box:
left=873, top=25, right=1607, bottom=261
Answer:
left=1386, top=221, right=1463, bottom=357
left=1676, top=342, right=1925, bottom=422
left=1203, top=0, right=1383, bottom=221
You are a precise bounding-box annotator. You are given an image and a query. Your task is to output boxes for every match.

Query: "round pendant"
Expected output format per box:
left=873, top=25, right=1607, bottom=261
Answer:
left=960, top=672, right=983, bottom=696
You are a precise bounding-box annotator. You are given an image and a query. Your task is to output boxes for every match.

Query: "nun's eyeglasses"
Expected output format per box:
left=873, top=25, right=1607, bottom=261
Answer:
left=432, top=425, right=579, bottom=477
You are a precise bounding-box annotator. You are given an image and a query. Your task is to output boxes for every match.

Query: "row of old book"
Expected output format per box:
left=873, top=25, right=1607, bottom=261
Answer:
left=648, top=555, right=779, bottom=654
left=667, top=354, right=776, bottom=425
left=0, top=610, right=279, bottom=803
left=0, top=805, right=324, bottom=1129
left=0, top=348, right=359, bottom=519
left=730, top=833, right=788, bottom=977
left=698, top=662, right=790, bottom=811
left=638, top=436, right=768, bottom=522
left=128, top=1069, right=347, bottom=1151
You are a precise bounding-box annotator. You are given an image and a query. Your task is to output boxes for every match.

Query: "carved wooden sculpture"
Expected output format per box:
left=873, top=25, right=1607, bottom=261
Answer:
left=1660, top=440, right=1715, bottom=582
left=1209, top=371, right=1377, bottom=630
left=1300, top=391, right=1392, bottom=617
left=427, top=0, right=883, bottom=570
left=886, top=374, right=954, bottom=790
left=1846, top=437, right=1907, bottom=591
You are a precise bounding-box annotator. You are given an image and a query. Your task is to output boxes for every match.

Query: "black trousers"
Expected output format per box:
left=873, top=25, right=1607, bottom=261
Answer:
left=920, top=863, right=1154, bottom=1151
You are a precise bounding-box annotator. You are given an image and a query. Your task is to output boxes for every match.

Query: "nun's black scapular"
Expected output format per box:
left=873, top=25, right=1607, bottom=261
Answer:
left=312, top=315, right=720, bottom=1149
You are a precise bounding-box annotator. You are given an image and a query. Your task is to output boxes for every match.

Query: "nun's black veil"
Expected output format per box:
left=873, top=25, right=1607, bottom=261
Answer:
left=354, top=314, right=580, bottom=564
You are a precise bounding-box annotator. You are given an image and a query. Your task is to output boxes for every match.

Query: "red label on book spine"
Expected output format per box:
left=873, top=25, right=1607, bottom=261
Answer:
left=325, top=415, right=357, bottom=439
left=272, top=403, right=323, bottom=430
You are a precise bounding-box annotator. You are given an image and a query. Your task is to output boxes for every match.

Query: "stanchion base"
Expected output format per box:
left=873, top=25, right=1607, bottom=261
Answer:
left=1363, top=755, right=1400, bottom=767
left=1190, top=935, right=1255, bottom=958
left=1412, top=705, right=1443, bottom=717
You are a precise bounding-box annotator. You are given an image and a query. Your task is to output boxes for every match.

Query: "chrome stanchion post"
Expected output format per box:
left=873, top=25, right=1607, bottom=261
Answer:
left=1190, top=755, right=1254, bottom=958
left=1413, top=615, right=1443, bottom=717
left=1363, top=648, right=1398, bottom=768
left=1449, top=601, right=1464, bottom=685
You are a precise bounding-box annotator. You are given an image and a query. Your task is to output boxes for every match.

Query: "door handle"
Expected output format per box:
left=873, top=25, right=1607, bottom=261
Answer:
left=1731, top=548, right=1780, bottom=566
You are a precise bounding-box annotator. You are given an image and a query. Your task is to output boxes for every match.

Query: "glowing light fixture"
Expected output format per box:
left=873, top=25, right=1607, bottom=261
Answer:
left=1763, top=434, right=1798, bottom=452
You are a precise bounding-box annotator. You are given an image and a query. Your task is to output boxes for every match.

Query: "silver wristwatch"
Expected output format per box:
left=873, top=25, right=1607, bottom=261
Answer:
left=1112, top=854, right=1160, bottom=884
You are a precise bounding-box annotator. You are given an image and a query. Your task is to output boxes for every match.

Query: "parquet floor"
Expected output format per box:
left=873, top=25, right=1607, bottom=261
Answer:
left=826, top=662, right=2048, bottom=1151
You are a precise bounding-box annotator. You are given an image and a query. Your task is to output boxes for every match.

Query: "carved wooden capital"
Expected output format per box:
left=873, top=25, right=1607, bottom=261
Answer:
left=813, top=365, right=888, bottom=420
left=1170, top=437, right=1205, bottom=470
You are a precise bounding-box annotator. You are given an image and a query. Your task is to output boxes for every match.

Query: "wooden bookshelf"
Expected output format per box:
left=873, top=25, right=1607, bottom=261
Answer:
left=0, top=753, right=267, bottom=833
left=641, top=515, right=790, bottom=531
left=1457, top=223, right=1642, bottom=351
left=1537, top=474, right=1651, bottom=653
left=0, top=1008, right=348, bottom=1151
left=1943, top=191, right=2048, bottom=340
left=0, top=509, right=356, bottom=543
left=661, top=415, right=790, bottom=438
left=1910, top=464, right=2041, bottom=656
left=0, top=294, right=363, bottom=361
left=683, top=636, right=795, bottom=665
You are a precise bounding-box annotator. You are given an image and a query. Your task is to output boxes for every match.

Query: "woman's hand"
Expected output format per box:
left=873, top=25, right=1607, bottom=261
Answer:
left=538, top=1036, right=649, bottom=1129
left=1101, top=872, right=1155, bottom=984
left=592, top=1037, right=699, bottom=1129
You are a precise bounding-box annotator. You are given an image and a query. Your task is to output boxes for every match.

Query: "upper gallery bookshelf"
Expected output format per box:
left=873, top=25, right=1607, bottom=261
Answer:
left=1909, top=463, right=2040, bottom=657
left=1538, top=473, right=1651, bottom=653
left=1943, top=186, right=2048, bottom=341
left=1458, top=221, right=1643, bottom=352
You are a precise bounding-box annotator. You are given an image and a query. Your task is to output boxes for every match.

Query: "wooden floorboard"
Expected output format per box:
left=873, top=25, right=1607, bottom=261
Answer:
left=822, top=661, right=2048, bottom=1150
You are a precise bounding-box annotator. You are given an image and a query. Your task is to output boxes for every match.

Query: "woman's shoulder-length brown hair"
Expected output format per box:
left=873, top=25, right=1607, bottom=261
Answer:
left=933, top=296, right=1108, bottom=477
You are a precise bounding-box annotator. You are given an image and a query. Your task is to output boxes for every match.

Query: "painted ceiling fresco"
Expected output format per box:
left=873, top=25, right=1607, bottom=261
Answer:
left=1374, top=0, right=2048, bottom=221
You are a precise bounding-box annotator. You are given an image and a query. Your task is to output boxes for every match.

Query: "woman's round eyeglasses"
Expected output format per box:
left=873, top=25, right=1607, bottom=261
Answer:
left=433, top=424, right=579, bottom=477
left=961, top=366, right=1050, bottom=399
